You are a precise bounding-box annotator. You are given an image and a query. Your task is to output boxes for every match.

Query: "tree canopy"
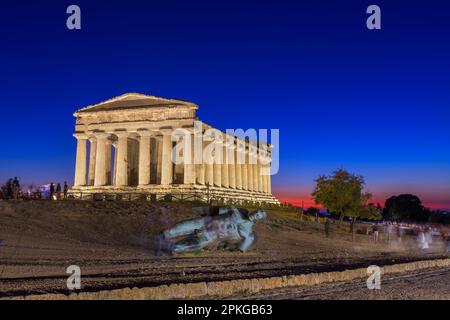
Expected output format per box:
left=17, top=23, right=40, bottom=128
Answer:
left=312, top=169, right=381, bottom=222
left=382, top=194, right=430, bottom=222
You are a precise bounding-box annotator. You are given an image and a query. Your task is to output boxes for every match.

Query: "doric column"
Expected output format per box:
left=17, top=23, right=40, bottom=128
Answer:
left=160, top=129, right=173, bottom=185
left=235, top=138, right=245, bottom=189
left=260, top=144, right=271, bottom=194
left=242, top=147, right=248, bottom=190
left=205, top=162, right=213, bottom=186
left=115, top=131, right=128, bottom=187
left=267, top=155, right=272, bottom=194
left=196, top=155, right=206, bottom=186
left=247, top=143, right=254, bottom=191
left=73, top=133, right=88, bottom=186
left=263, top=145, right=272, bottom=194
left=94, top=133, right=109, bottom=186
left=227, top=141, right=236, bottom=189
left=196, top=164, right=205, bottom=185
left=196, top=140, right=205, bottom=185
left=249, top=142, right=258, bottom=192
left=252, top=157, right=259, bottom=192
left=213, top=140, right=222, bottom=187
left=257, top=148, right=263, bottom=193
left=260, top=155, right=268, bottom=193
left=221, top=142, right=229, bottom=188
left=138, top=130, right=152, bottom=186
left=261, top=163, right=268, bottom=193
left=204, top=140, right=214, bottom=186
left=235, top=139, right=243, bottom=189
left=193, top=122, right=204, bottom=186
left=88, top=137, right=97, bottom=186
left=253, top=162, right=260, bottom=192
left=183, top=132, right=196, bottom=185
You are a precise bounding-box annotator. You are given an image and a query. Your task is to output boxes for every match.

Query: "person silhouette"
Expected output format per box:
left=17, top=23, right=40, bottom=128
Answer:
left=49, top=182, right=55, bottom=200
left=63, top=182, right=68, bottom=199
left=12, top=177, right=20, bottom=199
left=56, top=183, right=62, bottom=200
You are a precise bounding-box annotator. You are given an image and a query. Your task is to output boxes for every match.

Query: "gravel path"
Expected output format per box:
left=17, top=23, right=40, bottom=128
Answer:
left=228, top=267, right=450, bottom=300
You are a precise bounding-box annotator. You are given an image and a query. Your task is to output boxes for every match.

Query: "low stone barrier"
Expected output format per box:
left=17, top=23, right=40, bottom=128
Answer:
left=7, top=258, right=450, bottom=300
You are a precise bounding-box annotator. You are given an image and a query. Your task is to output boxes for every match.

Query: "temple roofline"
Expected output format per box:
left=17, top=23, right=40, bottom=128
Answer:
left=75, top=92, right=198, bottom=115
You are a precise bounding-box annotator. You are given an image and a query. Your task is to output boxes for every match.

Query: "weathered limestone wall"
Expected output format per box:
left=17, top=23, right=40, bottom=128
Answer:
left=9, top=258, right=450, bottom=300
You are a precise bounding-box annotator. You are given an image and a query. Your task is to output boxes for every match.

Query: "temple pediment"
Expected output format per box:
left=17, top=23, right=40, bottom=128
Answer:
left=75, top=93, right=198, bottom=114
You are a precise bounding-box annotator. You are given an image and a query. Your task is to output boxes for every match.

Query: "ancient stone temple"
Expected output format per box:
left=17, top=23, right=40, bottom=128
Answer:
left=70, top=93, right=279, bottom=204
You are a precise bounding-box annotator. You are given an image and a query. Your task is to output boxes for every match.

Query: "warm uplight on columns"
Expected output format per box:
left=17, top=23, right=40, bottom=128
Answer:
left=73, top=133, right=88, bottom=187
left=221, top=142, right=229, bottom=188
left=115, top=131, right=129, bottom=187
left=160, top=128, right=173, bottom=186
left=257, top=146, right=263, bottom=193
left=94, top=133, right=110, bottom=186
left=203, top=139, right=214, bottom=187
left=247, top=142, right=254, bottom=192
left=213, top=140, right=222, bottom=188
left=242, top=145, right=249, bottom=190
left=88, top=137, right=97, bottom=186
left=250, top=143, right=259, bottom=192
left=183, top=132, right=196, bottom=185
left=138, top=130, right=152, bottom=186
left=227, top=140, right=236, bottom=189
left=196, top=140, right=206, bottom=185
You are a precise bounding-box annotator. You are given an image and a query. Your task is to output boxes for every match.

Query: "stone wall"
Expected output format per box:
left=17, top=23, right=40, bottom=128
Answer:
left=7, top=258, right=450, bottom=300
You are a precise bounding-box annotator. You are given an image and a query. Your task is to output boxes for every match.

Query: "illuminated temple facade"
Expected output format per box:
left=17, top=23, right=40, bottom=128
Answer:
left=71, top=93, right=279, bottom=204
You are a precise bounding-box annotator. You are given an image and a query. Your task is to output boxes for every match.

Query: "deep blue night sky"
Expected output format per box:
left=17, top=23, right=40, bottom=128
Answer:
left=1, top=0, right=449, bottom=208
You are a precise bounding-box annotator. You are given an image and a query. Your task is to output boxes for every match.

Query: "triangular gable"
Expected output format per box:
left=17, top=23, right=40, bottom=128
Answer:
left=75, top=92, right=197, bottom=114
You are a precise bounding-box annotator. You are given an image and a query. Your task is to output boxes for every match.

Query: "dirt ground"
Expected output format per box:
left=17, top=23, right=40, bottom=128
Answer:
left=227, top=267, right=450, bottom=300
left=0, top=200, right=448, bottom=298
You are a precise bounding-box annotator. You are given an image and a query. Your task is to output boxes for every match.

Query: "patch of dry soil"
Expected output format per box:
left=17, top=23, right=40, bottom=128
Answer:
left=0, top=201, right=447, bottom=298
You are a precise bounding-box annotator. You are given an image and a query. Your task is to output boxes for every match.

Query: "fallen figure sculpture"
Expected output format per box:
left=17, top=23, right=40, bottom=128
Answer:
left=155, top=206, right=266, bottom=255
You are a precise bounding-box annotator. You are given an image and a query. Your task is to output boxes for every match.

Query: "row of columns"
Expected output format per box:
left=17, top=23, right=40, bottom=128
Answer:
left=74, top=130, right=272, bottom=194
left=201, top=143, right=271, bottom=193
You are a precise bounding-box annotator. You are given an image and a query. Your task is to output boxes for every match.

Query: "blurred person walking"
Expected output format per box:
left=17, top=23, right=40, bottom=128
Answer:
left=396, top=224, right=402, bottom=243
left=386, top=223, right=394, bottom=243
left=12, top=177, right=20, bottom=199
left=324, top=218, right=331, bottom=238
left=372, top=224, right=379, bottom=242
left=56, top=183, right=62, bottom=200
left=49, top=182, right=55, bottom=200
left=63, top=182, right=68, bottom=199
left=6, top=178, right=13, bottom=198
left=417, top=229, right=429, bottom=250
left=425, top=227, right=433, bottom=245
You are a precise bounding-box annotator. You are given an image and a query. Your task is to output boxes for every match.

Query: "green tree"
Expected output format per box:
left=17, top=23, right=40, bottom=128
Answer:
left=383, top=194, right=429, bottom=222
left=312, top=169, right=380, bottom=230
left=346, top=202, right=382, bottom=232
